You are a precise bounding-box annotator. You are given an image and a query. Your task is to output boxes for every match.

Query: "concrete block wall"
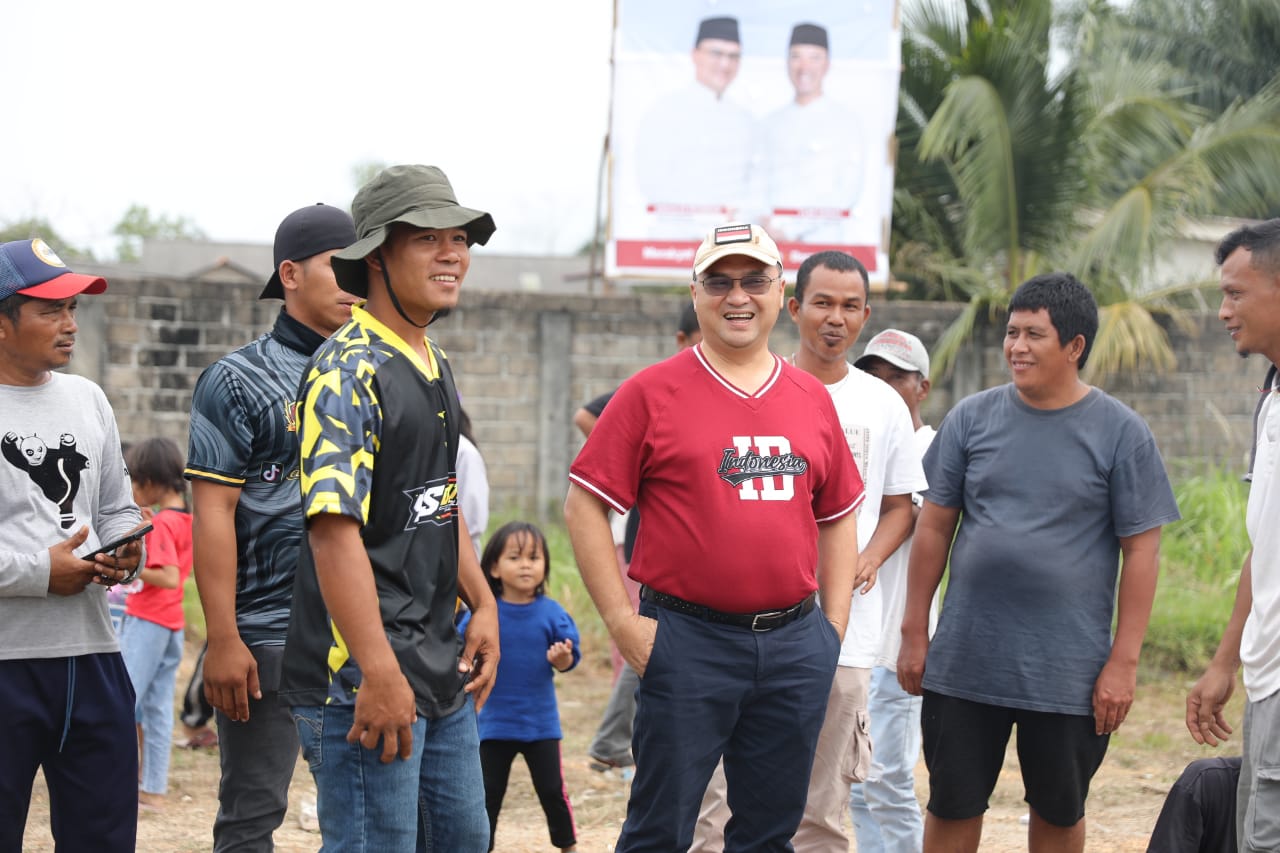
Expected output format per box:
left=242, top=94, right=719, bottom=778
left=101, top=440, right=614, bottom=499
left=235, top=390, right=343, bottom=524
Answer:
left=78, top=277, right=277, bottom=449
left=72, top=276, right=1260, bottom=518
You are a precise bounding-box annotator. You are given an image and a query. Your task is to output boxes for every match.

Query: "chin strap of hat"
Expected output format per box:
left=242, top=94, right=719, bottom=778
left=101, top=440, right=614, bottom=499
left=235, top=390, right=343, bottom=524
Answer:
left=376, top=248, right=431, bottom=329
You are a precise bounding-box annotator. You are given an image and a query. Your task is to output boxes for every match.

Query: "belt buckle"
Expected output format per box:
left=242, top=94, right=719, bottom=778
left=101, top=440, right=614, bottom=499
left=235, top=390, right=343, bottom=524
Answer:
left=751, top=608, right=784, bottom=632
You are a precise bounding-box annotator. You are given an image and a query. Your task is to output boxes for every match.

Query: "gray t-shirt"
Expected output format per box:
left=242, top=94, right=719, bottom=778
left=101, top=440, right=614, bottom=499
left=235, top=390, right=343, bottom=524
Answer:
left=0, top=373, right=142, bottom=660
left=922, top=384, right=1180, bottom=715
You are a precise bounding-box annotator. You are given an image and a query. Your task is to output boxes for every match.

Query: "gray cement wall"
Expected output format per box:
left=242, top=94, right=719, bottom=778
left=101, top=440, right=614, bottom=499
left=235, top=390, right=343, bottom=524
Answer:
left=70, top=275, right=1260, bottom=522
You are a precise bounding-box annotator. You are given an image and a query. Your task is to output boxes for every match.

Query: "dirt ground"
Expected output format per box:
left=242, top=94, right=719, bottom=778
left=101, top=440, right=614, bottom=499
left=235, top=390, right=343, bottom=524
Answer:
left=23, top=640, right=1245, bottom=852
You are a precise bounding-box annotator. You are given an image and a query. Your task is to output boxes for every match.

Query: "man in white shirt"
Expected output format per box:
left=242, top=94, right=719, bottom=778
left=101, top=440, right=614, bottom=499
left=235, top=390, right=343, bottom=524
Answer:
left=753, top=24, right=867, bottom=244
left=634, top=17, right=754, bottom=227
left=1186, top=218, right=1280, bottom=853
left=849, top=329, right=938, bottom=853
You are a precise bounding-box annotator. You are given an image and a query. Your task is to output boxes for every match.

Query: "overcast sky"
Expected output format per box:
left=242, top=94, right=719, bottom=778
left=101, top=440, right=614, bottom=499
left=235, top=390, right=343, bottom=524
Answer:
left=3, top=1, right=614, bottom=257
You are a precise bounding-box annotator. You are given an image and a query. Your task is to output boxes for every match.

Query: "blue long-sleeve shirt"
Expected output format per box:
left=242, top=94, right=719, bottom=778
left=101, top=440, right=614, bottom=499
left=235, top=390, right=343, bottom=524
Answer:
left=465, top=595, right=580, bottom=741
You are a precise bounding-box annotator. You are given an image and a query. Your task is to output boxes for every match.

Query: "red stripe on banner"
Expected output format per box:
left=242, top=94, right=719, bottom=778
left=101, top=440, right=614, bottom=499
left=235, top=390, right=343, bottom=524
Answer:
left=614, top=241, right=877, bottom=272
left=771, top=208, right=851, bottom=218
left=615, top=240, right=700, bottom=268
left=644, top=203, right=732, bottom=215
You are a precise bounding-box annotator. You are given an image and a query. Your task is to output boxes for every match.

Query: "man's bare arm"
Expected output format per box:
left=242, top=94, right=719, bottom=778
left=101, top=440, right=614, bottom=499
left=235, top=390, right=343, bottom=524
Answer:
left=898, top=501, right=960, bottom=695
left=455, top=509, right=499, bottom=709
left=309, top=513, right=416, bottom=764
left=816, top=511, right=859, bottom=641
left=191, top=479, right=260, bottom=722
left=1093, top=526, right=1161, bottom=735
left=1186, top=551, right=1252, bottom=745
left=573, top=408, right=599, bottom=439
left=854, top=492, right=914, bottom=593
left=564, top=483, right=654, bottom=673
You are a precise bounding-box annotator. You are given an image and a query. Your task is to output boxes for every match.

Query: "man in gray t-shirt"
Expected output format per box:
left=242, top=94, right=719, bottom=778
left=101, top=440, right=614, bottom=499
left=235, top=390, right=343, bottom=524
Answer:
left=899, top=272, right=1180, bottom=853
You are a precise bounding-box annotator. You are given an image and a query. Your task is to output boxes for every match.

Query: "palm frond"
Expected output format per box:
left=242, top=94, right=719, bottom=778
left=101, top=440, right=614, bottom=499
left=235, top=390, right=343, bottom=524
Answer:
left=1084, top=301, right=1176, bottom=381
left=919, top=75, right=1019, bottom=266
left=929, top=296, right=983, bottom=382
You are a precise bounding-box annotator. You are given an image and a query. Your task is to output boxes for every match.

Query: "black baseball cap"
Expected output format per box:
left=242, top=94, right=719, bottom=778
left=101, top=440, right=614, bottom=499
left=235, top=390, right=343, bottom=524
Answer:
left=260, top=203, right=357, bottom=300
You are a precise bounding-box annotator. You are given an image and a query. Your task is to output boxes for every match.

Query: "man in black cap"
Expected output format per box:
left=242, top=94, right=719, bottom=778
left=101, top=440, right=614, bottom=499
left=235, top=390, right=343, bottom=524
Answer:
left=754, top=23, right=869, bottom=243
left=186, top=202, right=356, bottom=850
left=635, top=16, right=754, bottom=227
left=281, top=165, right=500, bottom=851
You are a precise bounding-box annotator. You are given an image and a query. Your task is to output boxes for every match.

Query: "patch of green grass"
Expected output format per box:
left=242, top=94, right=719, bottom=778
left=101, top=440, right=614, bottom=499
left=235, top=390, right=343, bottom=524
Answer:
left=182, top=575, right=205, bottom=640
left=1160, top=470, right=1249, bottom=585
left=1144, top=578, right=1236, bottom=673
left=1142, top=469, right=1249, bottom=675
left=1139, top=729, right=1174, bottom=751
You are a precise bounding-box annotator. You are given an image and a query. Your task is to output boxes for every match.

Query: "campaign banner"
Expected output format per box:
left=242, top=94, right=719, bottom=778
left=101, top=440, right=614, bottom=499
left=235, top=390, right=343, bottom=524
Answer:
left=607, top=0, right=902, bottom=284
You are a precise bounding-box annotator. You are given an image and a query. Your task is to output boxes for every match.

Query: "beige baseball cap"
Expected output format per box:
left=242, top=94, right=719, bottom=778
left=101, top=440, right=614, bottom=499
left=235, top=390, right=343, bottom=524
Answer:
left=693, top=223, right=782, bottom=276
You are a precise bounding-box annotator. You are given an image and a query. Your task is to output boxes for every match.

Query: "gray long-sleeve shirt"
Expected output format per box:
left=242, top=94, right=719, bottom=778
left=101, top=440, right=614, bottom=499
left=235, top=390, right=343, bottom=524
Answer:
left=0, top=373, right=142, bottom=660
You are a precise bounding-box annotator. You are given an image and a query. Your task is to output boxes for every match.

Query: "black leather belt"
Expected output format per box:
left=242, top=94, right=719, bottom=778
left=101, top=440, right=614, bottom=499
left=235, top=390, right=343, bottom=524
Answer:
left=640, top=586, right=816, bottom=632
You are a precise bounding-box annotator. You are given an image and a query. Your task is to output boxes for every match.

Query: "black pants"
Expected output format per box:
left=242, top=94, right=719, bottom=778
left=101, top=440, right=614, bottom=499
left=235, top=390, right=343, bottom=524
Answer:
left=0, top=654, right=139, bottom=853
left=480, top=738, right=576, bottom=850
left=1146, top=756, right=1241, bottom=853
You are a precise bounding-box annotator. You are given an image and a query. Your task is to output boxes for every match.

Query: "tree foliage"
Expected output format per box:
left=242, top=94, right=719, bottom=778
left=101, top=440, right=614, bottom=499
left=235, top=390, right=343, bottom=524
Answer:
left=0, top=217, right=93, bottom=261
left=1099, top=0, right=1280, bottom=115
left=893, top=0, right=1280, bottom=381
left=112, top=204, right=206, bottom=262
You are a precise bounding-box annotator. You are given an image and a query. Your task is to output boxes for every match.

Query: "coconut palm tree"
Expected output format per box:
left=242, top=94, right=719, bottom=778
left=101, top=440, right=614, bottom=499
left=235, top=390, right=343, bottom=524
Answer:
left=894, top=0, right=1090, bottom=375
left=1107, top=0, right=1280, bottom=115
left=894, top=0, right=1280, bottom=381
left=1064, top=1, right=1280, bottom=377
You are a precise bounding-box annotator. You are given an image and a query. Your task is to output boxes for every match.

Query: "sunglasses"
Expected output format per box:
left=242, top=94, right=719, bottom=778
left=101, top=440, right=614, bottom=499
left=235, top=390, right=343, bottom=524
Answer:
left=698, top=275, right=778, bottom=296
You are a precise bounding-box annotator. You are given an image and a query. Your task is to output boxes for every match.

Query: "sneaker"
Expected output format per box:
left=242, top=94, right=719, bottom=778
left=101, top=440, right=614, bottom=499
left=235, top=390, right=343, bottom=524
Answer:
left=589, top=758, right=635, bottom=783
left=180, top=728, right=219, bottom=750
left=138, top=791, right=166, bottom=813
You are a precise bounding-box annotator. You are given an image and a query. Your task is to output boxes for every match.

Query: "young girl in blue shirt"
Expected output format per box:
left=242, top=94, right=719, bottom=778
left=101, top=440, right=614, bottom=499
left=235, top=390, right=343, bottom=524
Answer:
left=468, top=521, right=580, bottom=851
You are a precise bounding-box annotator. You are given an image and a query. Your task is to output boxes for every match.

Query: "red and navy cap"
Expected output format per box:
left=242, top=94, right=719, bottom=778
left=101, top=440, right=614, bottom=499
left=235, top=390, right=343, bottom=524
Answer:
left=0, top=239, right=106, bottom=301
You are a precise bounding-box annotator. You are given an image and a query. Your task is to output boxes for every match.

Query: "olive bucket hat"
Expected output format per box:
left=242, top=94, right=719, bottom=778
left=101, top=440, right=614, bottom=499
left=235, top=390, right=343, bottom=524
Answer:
left=330, top=164, right=496, bottom=297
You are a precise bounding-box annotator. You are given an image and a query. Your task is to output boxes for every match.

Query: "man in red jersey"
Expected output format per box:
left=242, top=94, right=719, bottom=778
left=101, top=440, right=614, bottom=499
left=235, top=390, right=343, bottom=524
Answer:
left=565, top=222, right=864, bottom=852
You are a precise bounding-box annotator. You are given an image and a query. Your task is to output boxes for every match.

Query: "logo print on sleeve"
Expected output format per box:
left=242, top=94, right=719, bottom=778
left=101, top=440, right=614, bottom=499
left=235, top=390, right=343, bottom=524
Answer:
left=402, top=476, right=459, bottom=530
left=284, top=400, right=300, bottom=434
left=2, top=431, right=90, bottom=528
left=716, top=436, right=808, bottom=501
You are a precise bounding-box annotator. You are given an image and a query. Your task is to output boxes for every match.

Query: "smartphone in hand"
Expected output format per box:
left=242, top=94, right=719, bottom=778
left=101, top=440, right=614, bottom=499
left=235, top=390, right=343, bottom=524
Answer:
left=83, top=523, right=153, bottom=561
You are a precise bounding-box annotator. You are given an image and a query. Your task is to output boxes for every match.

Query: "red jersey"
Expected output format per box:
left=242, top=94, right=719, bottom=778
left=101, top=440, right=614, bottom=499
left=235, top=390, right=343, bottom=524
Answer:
left=124, top=508, right=193, bottom=631
left=569, top=345, right=864, bottom=612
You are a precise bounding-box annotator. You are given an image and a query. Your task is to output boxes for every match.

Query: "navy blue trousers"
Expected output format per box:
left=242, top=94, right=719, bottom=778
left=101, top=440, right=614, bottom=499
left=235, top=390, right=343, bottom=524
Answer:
left=617, top=600, right=840, bottom=852
left=0, top=654, right=138, bottom=853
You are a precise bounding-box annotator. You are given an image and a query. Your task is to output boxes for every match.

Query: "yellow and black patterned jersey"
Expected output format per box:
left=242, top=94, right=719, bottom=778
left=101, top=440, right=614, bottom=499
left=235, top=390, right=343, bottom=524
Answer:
left=280, top=305, right=466, bottom=719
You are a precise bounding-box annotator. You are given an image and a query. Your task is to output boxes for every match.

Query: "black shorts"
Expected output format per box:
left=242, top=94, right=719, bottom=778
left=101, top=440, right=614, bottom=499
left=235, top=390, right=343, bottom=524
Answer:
left=921, top=690, right=1109, bottom=827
